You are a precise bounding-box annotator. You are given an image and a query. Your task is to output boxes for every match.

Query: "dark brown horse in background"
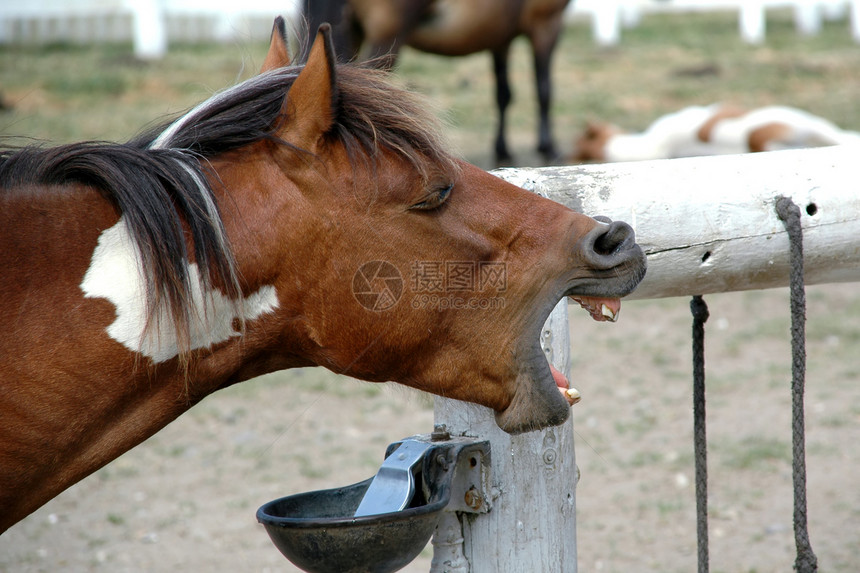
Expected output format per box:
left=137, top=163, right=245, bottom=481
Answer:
left=0, top=19, right=644, bottom=534
left=303, top=0, right=572, bottom=165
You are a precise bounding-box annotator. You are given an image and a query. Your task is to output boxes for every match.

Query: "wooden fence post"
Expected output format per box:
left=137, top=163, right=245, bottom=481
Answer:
left=794, top=2, right=822, bottom=36
left=851, top=0, right=860, bottom=42
left=433, top=297, right=577, bottom=572
left=590, top=0, right=622, bottom=47
left=740, top=0, right=766, bottom=44
left=130, top=0, right=167, bottom=60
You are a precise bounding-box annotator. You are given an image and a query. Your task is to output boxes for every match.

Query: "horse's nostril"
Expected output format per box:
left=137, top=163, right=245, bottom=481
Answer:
left=592, top=220, right=635, bottom=257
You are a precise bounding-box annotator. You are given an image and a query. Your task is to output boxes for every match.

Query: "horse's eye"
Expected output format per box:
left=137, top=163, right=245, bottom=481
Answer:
left=410, top=183, right=453, bottom=211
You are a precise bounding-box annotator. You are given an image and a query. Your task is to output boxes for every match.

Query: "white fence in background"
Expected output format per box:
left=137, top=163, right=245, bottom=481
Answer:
left=0, top=0, right=300, bottom=58
left=1, top=0, right=859, bottom=57
left=568, top=0, right=860, bottom=45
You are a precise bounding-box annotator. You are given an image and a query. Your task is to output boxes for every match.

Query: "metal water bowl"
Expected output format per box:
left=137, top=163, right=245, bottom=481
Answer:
left=256, top=434, right=490, bottom=573
left=257, top=477, right=449, bottom=573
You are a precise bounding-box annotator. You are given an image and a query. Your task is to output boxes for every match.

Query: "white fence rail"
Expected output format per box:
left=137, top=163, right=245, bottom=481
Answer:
left=0, top=0, right=299, bottom=58
left=568, top=0, right=860, bottom=45
left=500, top=146, right=860, bottom=300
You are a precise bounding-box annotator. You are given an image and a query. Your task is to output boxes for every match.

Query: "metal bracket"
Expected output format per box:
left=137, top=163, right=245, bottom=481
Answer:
left=431, top=437, right=492, bottom=514
left=354, top=439, right=436, bottom=517
left=353, top=430, right=491, bottom=518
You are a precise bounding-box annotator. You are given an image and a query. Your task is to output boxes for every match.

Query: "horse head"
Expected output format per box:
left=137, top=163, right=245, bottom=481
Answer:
left=216, top=23, right=646, bottom=434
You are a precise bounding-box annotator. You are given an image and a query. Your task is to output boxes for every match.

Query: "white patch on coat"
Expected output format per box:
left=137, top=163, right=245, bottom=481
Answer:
left=80, top=217, right=279, bottom=363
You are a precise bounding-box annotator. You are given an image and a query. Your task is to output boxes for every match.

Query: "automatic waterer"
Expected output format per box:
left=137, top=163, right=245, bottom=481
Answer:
left=256, top=427, right=491, bottom=573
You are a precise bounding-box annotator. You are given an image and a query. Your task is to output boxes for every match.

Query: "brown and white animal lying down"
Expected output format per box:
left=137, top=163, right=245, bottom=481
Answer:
left=572, top=104, right=860, bottom=163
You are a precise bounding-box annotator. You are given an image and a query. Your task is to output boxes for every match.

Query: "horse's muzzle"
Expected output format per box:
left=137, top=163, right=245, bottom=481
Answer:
left=573, top=218, right=647, bottom=296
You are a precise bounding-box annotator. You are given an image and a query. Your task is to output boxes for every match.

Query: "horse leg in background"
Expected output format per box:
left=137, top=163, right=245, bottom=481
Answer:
left=529, top=17, right=564, bottom=163
left=492, top=42, right=514, bottom=166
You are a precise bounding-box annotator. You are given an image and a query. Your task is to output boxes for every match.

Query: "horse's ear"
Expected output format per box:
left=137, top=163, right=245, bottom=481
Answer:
left=260, top=16, right=291, bottom=73
left=277, top=23, right=338, bottom=151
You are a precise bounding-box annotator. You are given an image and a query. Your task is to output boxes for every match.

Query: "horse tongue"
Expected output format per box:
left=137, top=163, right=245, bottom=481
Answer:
left=548, top=296, right=619, bottom=406
left=551, top=364, right=581, bottom=406
left=550, top=363, right=568, bottom=389
left=569, top=296, right=621, bottom=322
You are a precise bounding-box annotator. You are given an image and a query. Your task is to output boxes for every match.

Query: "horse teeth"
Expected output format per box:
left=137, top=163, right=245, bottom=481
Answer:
left=601, top=304, right=617, bottom=322
left=566, top=387, right=581, bottom=404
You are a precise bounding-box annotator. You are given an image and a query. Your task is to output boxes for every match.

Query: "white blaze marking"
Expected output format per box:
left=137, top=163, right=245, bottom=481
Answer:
left=80, top=217, right=279, bottom=363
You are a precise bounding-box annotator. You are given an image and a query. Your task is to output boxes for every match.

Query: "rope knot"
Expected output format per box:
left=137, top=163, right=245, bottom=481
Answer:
left=690, top=294, right=710, bottom=324
left=775, top=195, right=801, bottom=225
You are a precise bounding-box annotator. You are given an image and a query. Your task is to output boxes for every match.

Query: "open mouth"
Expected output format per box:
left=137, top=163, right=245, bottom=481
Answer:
left=570, top=295, right=621, bottom=323
left=550, top=295, right=622, bottom=407
left=495, top=229, right=646, bottom=434
left=495, top=292, right=627, bottom=434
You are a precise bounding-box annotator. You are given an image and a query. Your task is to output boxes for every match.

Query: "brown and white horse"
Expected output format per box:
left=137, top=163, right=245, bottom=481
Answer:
left=0, top=19, right=645, bottom=532
left=303, top=0, right=572, bottom=165
left=572, top=103, right=860, bottom=163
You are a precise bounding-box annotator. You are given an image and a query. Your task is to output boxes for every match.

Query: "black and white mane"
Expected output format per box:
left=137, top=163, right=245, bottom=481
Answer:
left=0, top=61, right=453, bottom=357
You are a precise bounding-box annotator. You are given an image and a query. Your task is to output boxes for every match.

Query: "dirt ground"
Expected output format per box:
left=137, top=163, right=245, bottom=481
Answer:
left=2, top=283, right=857, bottom=573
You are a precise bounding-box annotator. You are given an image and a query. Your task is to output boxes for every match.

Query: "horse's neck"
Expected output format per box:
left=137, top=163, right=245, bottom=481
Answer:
left=0, top=357, right=198, bottom=531
left=0, top=183, right=286, bottom=532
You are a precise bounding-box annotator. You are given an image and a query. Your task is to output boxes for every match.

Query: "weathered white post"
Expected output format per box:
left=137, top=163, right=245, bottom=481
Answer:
left=432, top=166, right=579, bottom=572
left=433, top=298, right=576, bottom=573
